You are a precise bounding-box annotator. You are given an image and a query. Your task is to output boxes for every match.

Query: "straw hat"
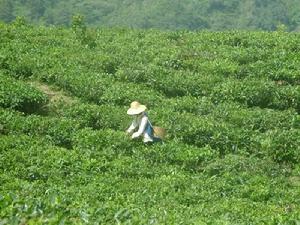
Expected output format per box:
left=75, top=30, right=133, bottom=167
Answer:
left=127, top=101, right=147, bottom=115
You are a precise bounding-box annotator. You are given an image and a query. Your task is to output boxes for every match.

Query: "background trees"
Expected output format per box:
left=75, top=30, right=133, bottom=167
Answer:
left=1, top=0, right=300, bottom=31
left=0, top=0, right=14, bottom=22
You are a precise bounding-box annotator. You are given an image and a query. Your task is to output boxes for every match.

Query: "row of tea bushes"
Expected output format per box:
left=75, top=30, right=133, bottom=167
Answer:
left=48, top=99, right=300, bottom=164
left=54, top=103, right=129, bottom=130
left=0, top=74, right=48, bottom=113
left=2, top=24, right=300, bottom=114
left=211, top=78, right=300, bottom=112
left=0, top=108, right=82, bottom=148
left=3, top=132, right=299, bottom=224
left=162, top=96, right=300, bottom=131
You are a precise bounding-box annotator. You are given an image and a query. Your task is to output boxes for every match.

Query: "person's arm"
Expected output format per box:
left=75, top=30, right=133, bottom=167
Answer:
left=132, top=116, right=148, bottom=138
left=126, top=119, right=138, bottom=134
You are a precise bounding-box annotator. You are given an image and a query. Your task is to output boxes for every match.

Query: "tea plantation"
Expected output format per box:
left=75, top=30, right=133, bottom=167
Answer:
left=0, top=20, right=300, bottom=224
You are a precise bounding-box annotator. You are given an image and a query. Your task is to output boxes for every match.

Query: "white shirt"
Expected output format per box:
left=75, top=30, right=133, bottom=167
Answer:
left=127, top=113, right=153, bottom=143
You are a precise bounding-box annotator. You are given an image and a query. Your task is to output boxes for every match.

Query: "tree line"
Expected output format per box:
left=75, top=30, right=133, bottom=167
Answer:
left=0, top=0, right=299, bottom=31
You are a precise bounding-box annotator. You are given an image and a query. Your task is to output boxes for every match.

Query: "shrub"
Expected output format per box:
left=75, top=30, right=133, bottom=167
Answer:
left=57, top=103, right=129, bottom=130
left=144, top=141, right=215, bottom=171
left=0, top=108, right=82, bottom=148
left=152, top=109, right=258, bottom=155
left=273, top=85, right=300, bottom=113
left=98, top=81, right=165, bottom=107
left=211, top=103, right=300, bottom=131
left=211, top=78, right=277, bottom=109
left=0, top=74, right=48, bottom=113
left=259, top=129, right=300, bottom=164
left=163, top=96, right=215, bottom=115
left=72, top=128, right=140, bottom=157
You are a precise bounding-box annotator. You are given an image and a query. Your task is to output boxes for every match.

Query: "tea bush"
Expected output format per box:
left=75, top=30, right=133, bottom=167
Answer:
left=211, top=78, right=300, bottom=112
left=210, top=103, right=300, bottom=131
left=259, top=129, right=300, bottom=164
left=55, top=103, right=129, bottom=130
left=0, top=74, right=48, bottom=113
left=0, top=108, right=82, bottom=148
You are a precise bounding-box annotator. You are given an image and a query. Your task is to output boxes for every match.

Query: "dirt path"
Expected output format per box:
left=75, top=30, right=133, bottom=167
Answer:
left=29, top=81, right=77, bottom=105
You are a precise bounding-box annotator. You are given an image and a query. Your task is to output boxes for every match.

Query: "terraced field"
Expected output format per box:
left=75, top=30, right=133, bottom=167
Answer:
left=0, top=20, right=299, bottom=224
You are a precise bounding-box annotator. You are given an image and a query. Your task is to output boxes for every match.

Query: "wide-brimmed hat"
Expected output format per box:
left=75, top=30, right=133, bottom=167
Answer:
left=127, top=101, right=147, bottom=115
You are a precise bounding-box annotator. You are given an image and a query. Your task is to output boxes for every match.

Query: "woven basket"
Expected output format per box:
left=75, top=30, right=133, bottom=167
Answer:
left=153, top=126, right=166, bottom=140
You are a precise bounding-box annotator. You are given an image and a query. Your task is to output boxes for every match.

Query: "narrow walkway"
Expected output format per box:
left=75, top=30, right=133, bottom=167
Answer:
left=29, top=81, right=77, bottom=105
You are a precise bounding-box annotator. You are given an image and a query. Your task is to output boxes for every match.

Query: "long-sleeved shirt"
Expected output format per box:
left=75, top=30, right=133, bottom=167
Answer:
left=127, top=113, right=153, bottom=142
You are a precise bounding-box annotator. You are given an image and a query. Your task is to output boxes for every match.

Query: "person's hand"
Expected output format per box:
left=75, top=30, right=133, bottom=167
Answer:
left=125, top=130, right=132, bottom=136
left=131, top=132, right=140, bottom=139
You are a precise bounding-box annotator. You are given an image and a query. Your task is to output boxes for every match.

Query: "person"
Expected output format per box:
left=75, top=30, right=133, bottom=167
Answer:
left=126, top=101, right=161, bottom=144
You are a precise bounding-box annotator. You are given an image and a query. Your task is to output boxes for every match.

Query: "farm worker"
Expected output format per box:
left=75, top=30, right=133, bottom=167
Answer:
left=126, top=101, right=161, bottom=143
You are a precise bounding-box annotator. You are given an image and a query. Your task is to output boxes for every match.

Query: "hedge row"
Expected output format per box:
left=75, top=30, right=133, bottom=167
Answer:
left=0, top=74, right=48, bottom=113
left=72, top=128, right=215, bottom=168
left=0, top=108, right=82, bottom=148
left=2, top=132, right=299, bottom=224
left=35, top=69, right=165, bottom=108
left=2, top=98, right=297, bottom=164
left=54, top=103, right=129, bottom=130
left=1, top=25, right=300, bottom=112
left=35, top=66, right=300, bottom=113
left=162, top=97, right=300, bottom=131
left=48, top=100, right=300, bottom=164
left=258, top=129, right=300, bottom=164
left=150, top=108, right=299, bottom=164
left=211, top=78, right=300, bottom=112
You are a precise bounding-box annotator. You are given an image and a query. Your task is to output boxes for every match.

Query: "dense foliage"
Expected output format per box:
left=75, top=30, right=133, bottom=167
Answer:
left=0, top=20, right=300, bottom=224
left=1, top=0, right=300, bottom=31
